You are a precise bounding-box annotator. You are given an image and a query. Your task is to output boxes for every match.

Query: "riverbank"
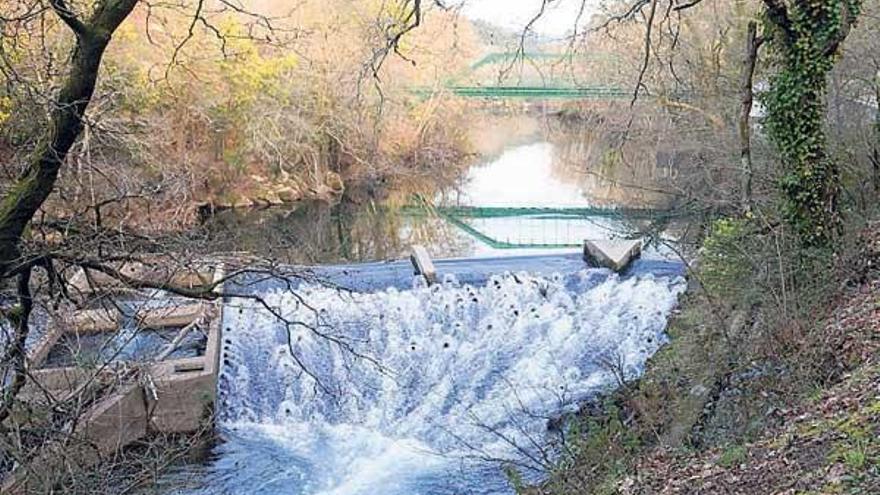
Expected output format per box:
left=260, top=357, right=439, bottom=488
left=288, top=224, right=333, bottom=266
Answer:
left=622, top=301, right=880, bottom=493
left=538, top=220, right=880, bottom=494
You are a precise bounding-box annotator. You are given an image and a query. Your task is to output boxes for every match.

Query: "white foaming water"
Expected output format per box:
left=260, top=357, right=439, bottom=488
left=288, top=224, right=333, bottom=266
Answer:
left=202, top=269, right=684, bottom=495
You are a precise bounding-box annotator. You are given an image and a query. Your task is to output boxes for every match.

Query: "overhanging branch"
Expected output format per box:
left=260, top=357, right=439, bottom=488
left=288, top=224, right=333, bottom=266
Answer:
left=49, top=0, right=89, bottom=37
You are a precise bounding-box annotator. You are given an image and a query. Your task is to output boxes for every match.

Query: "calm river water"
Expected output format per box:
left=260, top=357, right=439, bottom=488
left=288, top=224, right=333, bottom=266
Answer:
left=199, top=113, right=672, bottom=262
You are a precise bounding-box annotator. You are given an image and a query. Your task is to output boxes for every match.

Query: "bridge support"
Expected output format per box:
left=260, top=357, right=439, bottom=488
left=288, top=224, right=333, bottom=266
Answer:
left=584, top=239, right=642, bottom=272
left=410, top=245, right=438, bottom=285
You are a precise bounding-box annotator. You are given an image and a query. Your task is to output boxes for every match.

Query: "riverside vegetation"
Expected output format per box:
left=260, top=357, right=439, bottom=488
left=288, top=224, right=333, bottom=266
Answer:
left=528, top=0, right=880, bottom=493
left=1, top=0, right=879, bottom=493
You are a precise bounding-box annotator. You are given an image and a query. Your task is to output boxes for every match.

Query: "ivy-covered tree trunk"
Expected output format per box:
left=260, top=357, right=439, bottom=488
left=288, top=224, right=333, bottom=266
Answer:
left=761, top=0, right=862, bottom=247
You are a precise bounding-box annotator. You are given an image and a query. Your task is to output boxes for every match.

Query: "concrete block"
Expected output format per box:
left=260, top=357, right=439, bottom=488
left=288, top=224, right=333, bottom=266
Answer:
left=135, top=302, right=204, bottom=328
left=167, top=267, right=215, bottom=288
left=27, top=323, right=66, bottom=367
left=72, top=308, right=120, bottom=333
left=583, top=239, right=642, bottom=272
left=7, top=264, right=228, bottom=493
left=410, top=245, right=438, bottom=284
left=67, top=263, right=146, bottom=294
left=173, top=360, right=206, bottom=372
left=27, top=367, right=99, bottom=395
left=148, top=370, right=215, bottom=432
left=80, top=383, right=148, bottom=454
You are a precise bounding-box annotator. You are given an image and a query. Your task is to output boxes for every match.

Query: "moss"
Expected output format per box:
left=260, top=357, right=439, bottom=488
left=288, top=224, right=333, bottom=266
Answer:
left=717, top=444, right=748, bottom=468
left=767, top=431, right=793, bottom=450
left=504, top=465, right=527, bottom=494
left=699, top=218, right=752, bottom=300
left=815, top=484, right=846, bottom=494
left=198, top=390, right=214, bottom=404
left=839, top=443, right=869, bottom=471
left=797, top=420, right=830, bottom=439
left=828, top=401, right=880, bottom=475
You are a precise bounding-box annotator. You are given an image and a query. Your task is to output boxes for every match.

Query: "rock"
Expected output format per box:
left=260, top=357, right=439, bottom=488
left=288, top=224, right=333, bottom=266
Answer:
left=262, top=191, right=283, bottom=206
left=325, top=171, right=345, bottom=194
left=308, top=185, right=334, bottom=201
left=276, top=186, right=301, bottom=203
left=690, top=384, right=709, bottom=398
left=230, top=197, right=253, bottom=209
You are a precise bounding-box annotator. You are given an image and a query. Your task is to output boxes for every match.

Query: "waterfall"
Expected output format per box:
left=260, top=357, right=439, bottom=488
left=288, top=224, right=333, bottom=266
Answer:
left=193, top=268, right=684, bottom=495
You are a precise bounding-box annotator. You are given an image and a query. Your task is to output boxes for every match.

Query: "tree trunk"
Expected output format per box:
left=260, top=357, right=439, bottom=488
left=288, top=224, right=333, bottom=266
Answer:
left=0, top=268, right=33, bottom=425
left=739, top=21, right=763, bottom=211
left=873, top=77, right=880, bottom=194
left=0, top=0, right=138, bottom=277
left=761, top=0, right=862, bottom=247
left=770, top=61, right=840, bottom=246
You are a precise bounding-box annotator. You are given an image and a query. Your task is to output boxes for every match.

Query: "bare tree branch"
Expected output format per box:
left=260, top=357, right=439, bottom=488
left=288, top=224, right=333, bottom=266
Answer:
left=48, top=0, right=89, bottom=37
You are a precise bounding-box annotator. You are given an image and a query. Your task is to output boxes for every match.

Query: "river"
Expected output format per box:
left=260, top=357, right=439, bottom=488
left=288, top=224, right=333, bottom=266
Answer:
left=152, top=112, right=685, bottom=495
left=198, top=112, right=674, bottom=262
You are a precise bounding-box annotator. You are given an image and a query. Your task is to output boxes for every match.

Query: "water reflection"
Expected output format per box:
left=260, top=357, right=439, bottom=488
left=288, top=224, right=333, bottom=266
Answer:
left=545, top=112, right=676, bottom=208
left=201, top=111, right=677, bottom=263
left=455, top=142, right=591, bottom=207
left=465, top=110, right=676, bottom=209
left=200, top=201, right=476, bottom=264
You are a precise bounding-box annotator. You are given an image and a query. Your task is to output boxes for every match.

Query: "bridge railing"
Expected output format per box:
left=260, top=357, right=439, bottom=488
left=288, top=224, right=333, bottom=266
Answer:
left=411, top=85, right=630, bottom=100
left=399, top=204, right=683, bottom=250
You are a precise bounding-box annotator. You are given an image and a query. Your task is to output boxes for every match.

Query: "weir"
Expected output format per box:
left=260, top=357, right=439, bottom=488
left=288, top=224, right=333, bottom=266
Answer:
left=199, top=250, right=685, bottom=494
left=5, top=130, right=689, bottom=493
left=5, top=245, right=685, bottom=494
left=3, top=264, right=225, bottom=494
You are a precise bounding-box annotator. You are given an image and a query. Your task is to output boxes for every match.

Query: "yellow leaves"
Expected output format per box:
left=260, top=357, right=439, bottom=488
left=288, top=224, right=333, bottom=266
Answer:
left=127, top=67, right=162, bottom=110
left=0, top=37, right=25, bottom=67
left=114, top=21, right=138, bottom=44
left=219, top=51, right=298, bottom=111
left=0, top=96, right=11, bottom=125
left=212, top=18, right=298, bottom=112
left=364, top=0, right=411, bottom=23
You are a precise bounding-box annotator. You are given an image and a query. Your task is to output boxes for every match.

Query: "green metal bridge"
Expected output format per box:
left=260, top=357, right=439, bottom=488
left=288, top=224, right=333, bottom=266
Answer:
left=412, top=51, right=629, bottom=101
left=419, top=85, right=629, bottom=100
left=401, top=51, right=663, bottom=248
left=400, top=205, right=676, bottom=250
left=401, top=205, right=665, bottom=220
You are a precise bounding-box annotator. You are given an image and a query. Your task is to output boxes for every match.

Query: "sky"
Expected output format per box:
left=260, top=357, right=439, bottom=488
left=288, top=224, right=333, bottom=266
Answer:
left=460, top=0, right=600, bottom=38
